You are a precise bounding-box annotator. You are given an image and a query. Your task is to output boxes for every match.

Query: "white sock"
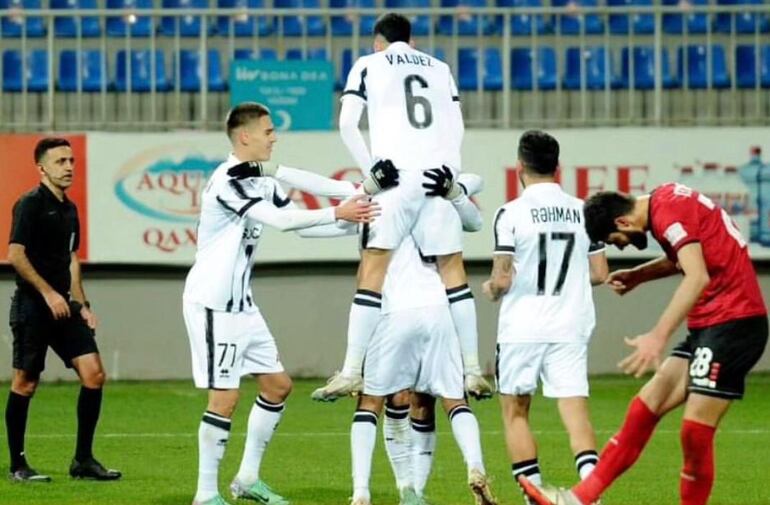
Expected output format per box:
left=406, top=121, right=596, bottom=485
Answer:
left=574, top=450, right=599, bottom=480
left=513, top=458, right=542, bottom=505
left=235, top=395, right=285, bottom=486
left=383, top=403, right=412, bottom=491
left=351, top=409, right=378, bottom=502
left=342, top=290, right=382, bottom=376
left=446, top=285, right=481, bottom=375
left=448, top=405, right=485, bottom=474
left=410, top=417, right=436, bottom=496
left=195, top=411, right=231, bottom=502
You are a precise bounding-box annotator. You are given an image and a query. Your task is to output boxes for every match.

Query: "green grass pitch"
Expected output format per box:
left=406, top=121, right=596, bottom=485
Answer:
left=1, top=375, right=769, bottom=505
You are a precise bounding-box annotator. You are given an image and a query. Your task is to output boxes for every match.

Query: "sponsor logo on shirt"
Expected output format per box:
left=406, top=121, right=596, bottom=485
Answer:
left=664, top=222, right=688, bottom=246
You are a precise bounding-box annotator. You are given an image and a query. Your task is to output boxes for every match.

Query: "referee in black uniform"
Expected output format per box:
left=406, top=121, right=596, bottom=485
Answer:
left=5, top=138, right=120, bottom=482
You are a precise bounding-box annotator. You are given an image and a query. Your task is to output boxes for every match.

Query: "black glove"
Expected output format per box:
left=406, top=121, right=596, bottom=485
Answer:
left=422, top=165, right=456, bottom=197
left=227, top=161, right=265, bottom=179
left=366, top=159, right=399, bottom=193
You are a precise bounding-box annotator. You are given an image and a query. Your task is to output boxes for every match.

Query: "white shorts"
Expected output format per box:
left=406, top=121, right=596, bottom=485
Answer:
left=362, top=170, right=463, bottom=256
left=364, top=305, right=464, bottom=399
left=183, top=302, right=284, bottom=390
left=496, top=342, right=589, bottom=398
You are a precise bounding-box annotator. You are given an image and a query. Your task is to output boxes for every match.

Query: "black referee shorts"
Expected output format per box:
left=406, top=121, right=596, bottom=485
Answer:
left=671, top=315, right=768, bottom=400
left=10, top=292, right=99, bottom=376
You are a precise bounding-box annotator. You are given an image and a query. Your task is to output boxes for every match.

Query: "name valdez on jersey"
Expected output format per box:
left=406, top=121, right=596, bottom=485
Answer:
left=384, top=53, right=434, bottom=67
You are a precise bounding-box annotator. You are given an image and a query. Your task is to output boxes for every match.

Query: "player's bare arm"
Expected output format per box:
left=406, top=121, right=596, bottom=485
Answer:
left=483, top=254, right=515, bottom=302
left=589, top=251, right=609, bottom=286
left=619, top=243, right=710, bottom=378
left=70, top=253, right=97, bottom=330
left=7, top=243, right=70, bottom=320
left=607, top=255, right=680, bottom=295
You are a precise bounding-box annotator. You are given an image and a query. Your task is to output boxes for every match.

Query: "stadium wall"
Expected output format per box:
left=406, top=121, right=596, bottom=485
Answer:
left=1, top=128, right=769, bottom=381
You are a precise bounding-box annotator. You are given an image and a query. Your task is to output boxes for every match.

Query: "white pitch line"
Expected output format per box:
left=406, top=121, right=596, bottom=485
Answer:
left=24, top=428, right=770, bottom=439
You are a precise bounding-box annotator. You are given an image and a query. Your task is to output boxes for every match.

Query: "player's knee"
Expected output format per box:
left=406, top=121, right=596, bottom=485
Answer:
left=11, top=379, right=38, bottom=397
left=272, top=375, right=293, bottom=401
left=506, top=395, right=532, bottom=418
left=81, top=369, right=106, bottom=389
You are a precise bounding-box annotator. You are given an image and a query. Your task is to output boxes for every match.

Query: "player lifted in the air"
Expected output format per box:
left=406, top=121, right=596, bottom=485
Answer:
left=313, top=12, right=493, bottom=402
left=484, top=131, right=608, bottom=504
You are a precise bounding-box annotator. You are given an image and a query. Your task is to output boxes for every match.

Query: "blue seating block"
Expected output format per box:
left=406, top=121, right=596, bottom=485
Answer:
left=0, top=0, right=45, bottom=38
left=511, top=47, right=557, bottom=90
left=52, top=0, right=101, bottom=37
left=106, top=0, right=153, bottom=37
left=59, top=49, right=107, bottom=91
left=115, top=50, right=171, bottom=91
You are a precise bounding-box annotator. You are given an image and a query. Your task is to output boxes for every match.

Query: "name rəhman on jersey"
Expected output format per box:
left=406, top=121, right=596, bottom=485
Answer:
left=530, top=207, right=582, bottom=224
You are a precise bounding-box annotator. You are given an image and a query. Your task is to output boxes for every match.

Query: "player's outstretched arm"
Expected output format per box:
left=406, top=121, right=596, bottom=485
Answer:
left=606, top=255, right=680, bottom=295
left=619, top=243, right=709, bottom=377
left=245, top=194, right=378, bottom=231
left=275, top=165, right=358, bottom=198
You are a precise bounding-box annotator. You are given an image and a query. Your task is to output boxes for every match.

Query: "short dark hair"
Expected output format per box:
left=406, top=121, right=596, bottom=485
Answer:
left=226, top=102, right=271, bottom=138
left=373, top=13, right=411, bottom=43
left=584, top=191, right=636, bottom=243
left=518, top=130, right=559, bottom=176
left=34, top=137, right=71, bottom=163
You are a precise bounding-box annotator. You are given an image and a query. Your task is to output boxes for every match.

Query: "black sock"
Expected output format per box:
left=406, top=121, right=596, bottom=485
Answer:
left=6, top=391, right=31, bottom=471
left=75, top=386, right=102, bottom=462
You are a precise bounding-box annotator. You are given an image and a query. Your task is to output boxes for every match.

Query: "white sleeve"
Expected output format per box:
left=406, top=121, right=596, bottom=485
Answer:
left=450, top=193, right=483, bottom=232
left=274, top=165, right=359, bottom=198
left=493, top=206, right=515, bottom=255
left=339, top=98, right=373, bottom=175
left=296, top=222, right=359, bottom=238
left=457, top=173, right=483, bottom=197
left=244, top=201, right=336, bottom=231
left=447, top=69, right=464, bottom=171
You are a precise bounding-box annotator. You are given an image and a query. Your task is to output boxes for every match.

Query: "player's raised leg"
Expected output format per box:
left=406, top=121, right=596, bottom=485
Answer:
left=231, top=372, right=292, bottom=505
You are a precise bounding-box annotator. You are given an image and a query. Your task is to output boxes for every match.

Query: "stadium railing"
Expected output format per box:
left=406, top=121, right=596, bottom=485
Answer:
left=1, top=2, right=770, bottom=130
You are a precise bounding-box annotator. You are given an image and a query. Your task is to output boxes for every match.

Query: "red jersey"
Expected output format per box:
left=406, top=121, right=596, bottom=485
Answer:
left=649, top=183, right=767, bottom=329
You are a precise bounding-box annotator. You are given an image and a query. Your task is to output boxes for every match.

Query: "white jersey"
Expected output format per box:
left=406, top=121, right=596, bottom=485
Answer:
left=183, top=154, right=326, bottom=312
left=493, top=183, right=605, bottom=343
left=381, top=236, right=447, bottom=314
left=341, top=41, right=462, bottom=172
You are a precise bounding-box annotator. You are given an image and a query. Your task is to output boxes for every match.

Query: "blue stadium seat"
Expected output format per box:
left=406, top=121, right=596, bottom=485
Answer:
left=511, top=47, right=557, bottom=90
left=160, top=0, right=212, bottom=37
left=457, top=48, right=503, bottom=91
left=59, top=50, right=107, bottom=92
left=330, top=0, right=377, bottom=36
left=662, top=0, right=709, bottom=34
left=2, top=49, right=48, bottom=91
left=437, top=0, right=497, bottom=35
left=563, top=46, right=622, bottom=90
left=52, top=0, right=101, bottom=37
left=274, top=0, right=326, bottom=36
left=735, top=45, right=770, bottom=88
left=496, top=0, right=551, bottom=35
left=0, top=0, right=45, bottom=38
left=551, top=0, right=604, bottom=35
left=115, top=50, right=171, bottom=92
left=176, top=49, right=226, bottom=92
left=285, top=48, right=329, bottom=60
left=677, top=45, right=731, bottom=89
left=338, top=47, right=371, bottom=90
left=216, top=0, right=273, bottom=36
left=607, top=0, right=654, bottom=34
left=384, top=0, right=431, bottom=36
left=619, top=46, right=679, bottom=89
left=234, top=48, right=278, bottom=60
left=714, top=0, right=769, bottom=34
left=106, top=0, right=153, bottom=37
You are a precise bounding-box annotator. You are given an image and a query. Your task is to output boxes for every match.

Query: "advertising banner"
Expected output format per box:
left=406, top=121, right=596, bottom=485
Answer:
left=0, top=134, right=89, bottom=263
left=84, top=127, right=770, bottom=265
left=229, top=60, right=335, bottom=131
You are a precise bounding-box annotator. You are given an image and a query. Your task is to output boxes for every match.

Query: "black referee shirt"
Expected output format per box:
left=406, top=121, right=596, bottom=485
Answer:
left=9, top=183, right=80, bottom=297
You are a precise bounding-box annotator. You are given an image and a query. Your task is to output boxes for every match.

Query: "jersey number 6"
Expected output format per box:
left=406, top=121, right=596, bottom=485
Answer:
left=404, top=74, right=433, bottom=129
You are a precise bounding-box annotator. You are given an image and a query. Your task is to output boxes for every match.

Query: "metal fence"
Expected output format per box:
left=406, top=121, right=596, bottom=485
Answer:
left=1, top=4, right=770, bottom=130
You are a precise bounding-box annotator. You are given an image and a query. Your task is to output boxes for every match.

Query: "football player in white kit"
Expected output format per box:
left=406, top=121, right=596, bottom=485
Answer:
left=182, top=103, right=378, bottom=505
left=314, top=12, right=493, bottom=402
left=483, top=131, right=608, bottom=503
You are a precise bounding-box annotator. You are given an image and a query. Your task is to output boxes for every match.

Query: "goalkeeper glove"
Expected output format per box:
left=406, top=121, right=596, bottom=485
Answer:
left=362, top=159, right=399, bottom=195
left=423, top=165, right=463, bottom=199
